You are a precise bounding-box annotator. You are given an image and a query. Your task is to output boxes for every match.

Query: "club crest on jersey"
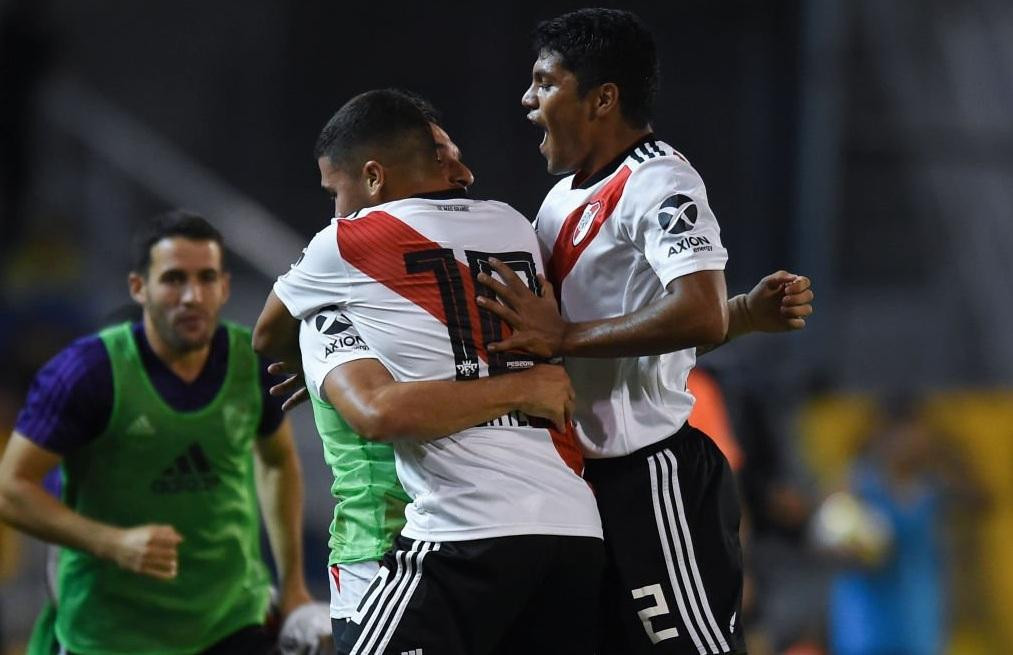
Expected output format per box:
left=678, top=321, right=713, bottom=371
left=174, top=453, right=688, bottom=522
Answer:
left=456, top=359, right=479, bottom=377
left=572, top=201, right=602, bottom=245
left=658, top=194, right=698, bottom=235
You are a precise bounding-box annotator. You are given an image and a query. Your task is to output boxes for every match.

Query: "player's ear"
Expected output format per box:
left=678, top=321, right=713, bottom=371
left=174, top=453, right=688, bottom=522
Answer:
left=220, top=271, right=231, bottom=304
left=362, top=160, right=386, bottom=198
left=128, top=271, right=146, bottom=305
left=593, top=82, right=619, bottom=119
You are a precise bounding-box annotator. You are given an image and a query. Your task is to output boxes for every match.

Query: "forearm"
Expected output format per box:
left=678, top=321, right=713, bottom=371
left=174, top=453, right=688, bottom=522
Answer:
left=253, top=291, right=302, bottom=365
left=0, top=478, right=119, bottom=560
left=337, top=373, right=530, bottom=442
left=561, top=296, right=727, bottom=358
left=698, top=294, right=750, bottom=356
left=255, top=451, right=307, bottom=594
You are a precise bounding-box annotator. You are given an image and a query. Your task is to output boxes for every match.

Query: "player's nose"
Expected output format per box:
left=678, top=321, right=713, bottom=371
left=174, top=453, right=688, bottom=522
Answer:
left=449, top=160, right=475, bottom=189
left=521, top=83, right=537, bottom=109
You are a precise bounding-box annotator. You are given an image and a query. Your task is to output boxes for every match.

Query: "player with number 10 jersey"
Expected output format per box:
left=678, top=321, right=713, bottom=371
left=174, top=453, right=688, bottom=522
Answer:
left=273, top=192, right=601, bottom=544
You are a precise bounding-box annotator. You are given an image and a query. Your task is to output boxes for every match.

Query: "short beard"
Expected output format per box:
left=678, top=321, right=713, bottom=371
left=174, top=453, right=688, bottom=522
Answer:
left=150, top=310, right=214, bottom=354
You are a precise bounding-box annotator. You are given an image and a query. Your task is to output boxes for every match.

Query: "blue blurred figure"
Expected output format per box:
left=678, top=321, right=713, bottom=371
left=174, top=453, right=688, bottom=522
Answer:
left=826, top=402, right=983, bottom=655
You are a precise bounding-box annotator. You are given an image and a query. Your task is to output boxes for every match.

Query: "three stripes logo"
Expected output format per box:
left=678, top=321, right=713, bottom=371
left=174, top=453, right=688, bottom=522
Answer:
left=629, top=139, right=670, bottom=163
left=647, top=450, right=731, bottom=655
left=151, top=443, right=221, bottom=494
left=349, top=540, right=440, bottom=654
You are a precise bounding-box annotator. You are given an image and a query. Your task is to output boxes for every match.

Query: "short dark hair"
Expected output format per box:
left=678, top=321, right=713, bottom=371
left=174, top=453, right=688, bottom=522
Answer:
left=131, top=209, right=225, bottom=274
left=533, top=8, right=659, bottom=128
left=314, top=88, right=437, bottom=172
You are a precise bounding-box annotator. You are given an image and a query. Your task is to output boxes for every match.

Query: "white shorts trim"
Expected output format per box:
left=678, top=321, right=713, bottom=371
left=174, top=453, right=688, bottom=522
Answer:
left=328, top=560, right=381, bottom=619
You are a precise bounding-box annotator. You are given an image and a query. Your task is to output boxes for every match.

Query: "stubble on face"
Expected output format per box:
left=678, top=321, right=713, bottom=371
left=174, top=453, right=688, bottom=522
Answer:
left=140, top=238, right=228, bottom=355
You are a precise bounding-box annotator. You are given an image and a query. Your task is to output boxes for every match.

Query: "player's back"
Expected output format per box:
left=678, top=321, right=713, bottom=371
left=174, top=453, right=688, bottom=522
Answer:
left=314, top=193, right=600, bottom=543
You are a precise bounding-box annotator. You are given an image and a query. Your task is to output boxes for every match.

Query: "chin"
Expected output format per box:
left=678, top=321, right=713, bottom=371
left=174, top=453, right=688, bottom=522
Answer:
left=546, top=159, right=576, bottom=177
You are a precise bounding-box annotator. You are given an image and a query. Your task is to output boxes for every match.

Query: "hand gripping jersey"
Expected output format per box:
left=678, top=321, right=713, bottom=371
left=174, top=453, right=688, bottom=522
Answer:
left=535, top=137, right=729, bottom=459
left=275, top=192, right=601, bottom=543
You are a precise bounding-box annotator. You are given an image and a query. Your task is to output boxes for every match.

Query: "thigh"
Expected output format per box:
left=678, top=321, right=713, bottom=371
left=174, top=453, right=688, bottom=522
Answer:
left=332, top=618, right=351, bottom=650
left=589, top=431, right=746, bottom=655
left=494, top=536, right=605, bottom=655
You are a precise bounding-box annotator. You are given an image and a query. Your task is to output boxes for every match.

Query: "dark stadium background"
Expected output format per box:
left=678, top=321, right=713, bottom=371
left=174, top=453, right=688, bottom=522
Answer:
left=2, top=1, right=1011, bottom=653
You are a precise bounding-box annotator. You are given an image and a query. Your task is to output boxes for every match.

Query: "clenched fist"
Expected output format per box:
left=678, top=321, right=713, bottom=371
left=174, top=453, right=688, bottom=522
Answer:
left=110, top=524, right=183, bottom=580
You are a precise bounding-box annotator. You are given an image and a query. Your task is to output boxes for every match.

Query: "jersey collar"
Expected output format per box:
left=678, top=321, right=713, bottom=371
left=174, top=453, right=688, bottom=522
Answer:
left=573, top=133, right=655, bottom=190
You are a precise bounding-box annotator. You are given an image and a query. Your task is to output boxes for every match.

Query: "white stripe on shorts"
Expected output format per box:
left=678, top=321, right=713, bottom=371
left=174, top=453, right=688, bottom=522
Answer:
left=649, top=453, right=709, bottom=655
left=350, top=540, right=439, bottom=655
left=661, top=449, right=732, bottom=653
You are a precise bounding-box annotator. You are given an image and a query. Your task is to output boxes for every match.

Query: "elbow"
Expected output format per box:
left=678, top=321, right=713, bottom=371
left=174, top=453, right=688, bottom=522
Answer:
left=0, top=481, right=21, bottom=525
left=345, top=407, right=402, bottom=443
left=251, top=325, right=273, bottom=357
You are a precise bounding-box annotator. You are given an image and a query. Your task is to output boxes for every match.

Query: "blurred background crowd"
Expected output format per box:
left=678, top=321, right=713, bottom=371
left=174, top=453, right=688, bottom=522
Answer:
left=1, top=1, right=1011, bottom=653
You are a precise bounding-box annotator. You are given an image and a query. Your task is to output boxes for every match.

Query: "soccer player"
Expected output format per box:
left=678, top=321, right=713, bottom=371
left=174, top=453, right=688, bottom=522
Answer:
left=284, top=109, right=582, bottom=647
left=254, top=89, right=603, bottom=655
left=0, top=212, right=312, bottom=655
left=474, top=9, right=814, bottom=654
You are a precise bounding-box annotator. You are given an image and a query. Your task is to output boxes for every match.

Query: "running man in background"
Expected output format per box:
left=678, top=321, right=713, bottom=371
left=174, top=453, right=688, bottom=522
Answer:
left=0, top=212, right=312, bottom=655
left=475, top=9, right=814, bottom=654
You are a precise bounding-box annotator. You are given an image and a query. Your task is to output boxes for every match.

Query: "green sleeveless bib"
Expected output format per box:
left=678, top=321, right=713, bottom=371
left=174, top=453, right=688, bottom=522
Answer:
left=56, top=322, right=270, bottom=655
left=308, top=391, right=409, bottom=565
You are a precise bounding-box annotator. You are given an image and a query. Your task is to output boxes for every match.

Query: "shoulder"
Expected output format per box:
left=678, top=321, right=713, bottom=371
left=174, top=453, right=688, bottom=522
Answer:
left=620, top=145, right=711, bottom=220
left=475, top=199, right=535, bottom=226
left=40, top=333, right=111, bottom=380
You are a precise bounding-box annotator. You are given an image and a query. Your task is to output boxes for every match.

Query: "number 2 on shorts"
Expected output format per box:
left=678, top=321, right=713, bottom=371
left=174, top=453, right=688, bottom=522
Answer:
left=631, top=584, right=680, bottom=644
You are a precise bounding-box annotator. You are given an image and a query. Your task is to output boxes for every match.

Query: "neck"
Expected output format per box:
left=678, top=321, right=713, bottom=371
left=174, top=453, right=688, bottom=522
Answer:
left=574, top=123, right=652, bottom=184
left=382, top=171, right=458, bottom=203
left=142, top=314, right=211, bottom=383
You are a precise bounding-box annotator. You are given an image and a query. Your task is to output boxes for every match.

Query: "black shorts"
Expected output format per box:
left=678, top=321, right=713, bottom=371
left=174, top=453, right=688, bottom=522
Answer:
left=335, top=533, right=604, bottom=655
left=585, top=424, right=746, bottom=655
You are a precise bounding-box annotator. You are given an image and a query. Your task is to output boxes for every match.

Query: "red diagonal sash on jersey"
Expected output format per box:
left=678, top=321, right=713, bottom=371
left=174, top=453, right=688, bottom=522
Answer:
left=336, top=210, right=492, bottom=365
left=546, top=165, right=633, bottom=289
left=338, top=210, right=583, bottom=476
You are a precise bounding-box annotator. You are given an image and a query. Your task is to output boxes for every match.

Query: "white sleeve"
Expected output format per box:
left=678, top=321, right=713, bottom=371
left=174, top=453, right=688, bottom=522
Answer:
left=298, top=308, right=378, bottom=399
left=623, top=158, right=728, bottom=289
left=273, top=222, right=352, bottom=320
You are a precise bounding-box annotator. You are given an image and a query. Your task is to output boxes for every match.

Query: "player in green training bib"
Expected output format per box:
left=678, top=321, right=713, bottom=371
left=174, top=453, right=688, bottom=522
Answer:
left=1, top=212, right=316, bottom=655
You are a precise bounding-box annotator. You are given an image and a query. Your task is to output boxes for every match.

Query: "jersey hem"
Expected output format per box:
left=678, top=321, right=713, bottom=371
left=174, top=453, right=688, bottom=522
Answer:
left=656, top=258, right=728, bottom=291
left=400, top=522, right=603, bottom=542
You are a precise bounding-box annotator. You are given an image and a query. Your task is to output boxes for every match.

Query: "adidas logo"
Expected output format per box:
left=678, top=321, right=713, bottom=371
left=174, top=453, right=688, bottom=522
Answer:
left=126, top=415, right=156, bottom=437
left=401, top=650, right=423, bottom=655
left=150, top=443, right=221, bottom=494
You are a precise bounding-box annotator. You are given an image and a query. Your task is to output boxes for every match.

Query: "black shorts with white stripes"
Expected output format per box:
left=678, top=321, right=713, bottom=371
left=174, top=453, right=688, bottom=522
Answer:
left=584, top=423, right=746, bottom=655
left=334, top=533, right=604, bottom=655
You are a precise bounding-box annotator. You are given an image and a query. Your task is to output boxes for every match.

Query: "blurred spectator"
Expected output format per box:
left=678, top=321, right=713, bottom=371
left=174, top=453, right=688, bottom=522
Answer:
left=734, top=386, right=827, bottom=655
left=825, top=400, right=988, bottom=655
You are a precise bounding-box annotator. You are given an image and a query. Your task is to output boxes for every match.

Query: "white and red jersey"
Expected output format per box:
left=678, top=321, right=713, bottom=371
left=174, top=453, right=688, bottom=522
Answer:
left=535, top=137, right=729, bottom=459
left=274, top=191, right=601, bottom=542
left=299, top=308, right=376, bottom=401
